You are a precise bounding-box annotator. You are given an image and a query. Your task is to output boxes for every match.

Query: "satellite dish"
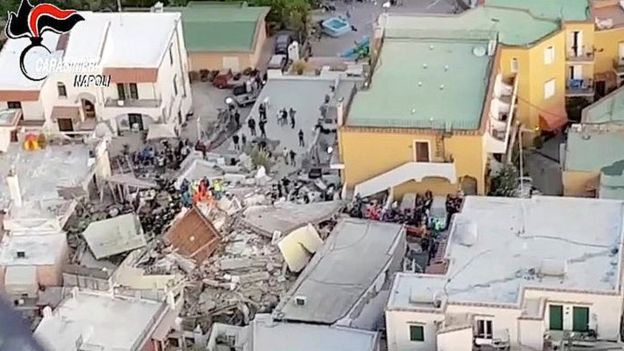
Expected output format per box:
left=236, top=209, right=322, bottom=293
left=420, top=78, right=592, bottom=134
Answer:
left=473, top=46, right=487, bottom=57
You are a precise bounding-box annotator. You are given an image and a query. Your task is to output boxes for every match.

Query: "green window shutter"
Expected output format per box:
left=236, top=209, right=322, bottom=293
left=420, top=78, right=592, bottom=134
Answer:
left=409, top=325, right=424, bottom=342
left=549, top=305, right=563, bottom=330
left=572, top=306, right=589, bottom=332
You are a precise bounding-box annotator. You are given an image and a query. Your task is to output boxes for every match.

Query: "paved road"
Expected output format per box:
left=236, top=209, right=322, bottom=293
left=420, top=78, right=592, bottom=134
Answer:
left=310, top=0, right=459, bottom=57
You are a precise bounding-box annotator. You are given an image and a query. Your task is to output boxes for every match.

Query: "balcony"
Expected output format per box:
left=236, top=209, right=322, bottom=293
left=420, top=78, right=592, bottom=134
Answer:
left=566, top=49, right=594, bottom=63
left=612, top=59, right=624, bottom=75
left=566, top=79, right=594, bottom=97
left=353, top=161, right=456, bottom=198
left=485, top=74, right=518, bottom=154
left=104, top=98, right=162, bottom=108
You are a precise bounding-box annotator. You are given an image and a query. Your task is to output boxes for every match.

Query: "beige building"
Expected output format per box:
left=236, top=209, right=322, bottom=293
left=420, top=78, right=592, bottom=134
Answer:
left=163, top=2, right=269, bottom=72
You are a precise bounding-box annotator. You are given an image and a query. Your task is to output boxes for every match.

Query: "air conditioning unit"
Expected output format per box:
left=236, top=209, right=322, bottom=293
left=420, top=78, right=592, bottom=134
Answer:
left=295, top=296, right=307, bottom=306
left=117, top=100, right=125, bottom=107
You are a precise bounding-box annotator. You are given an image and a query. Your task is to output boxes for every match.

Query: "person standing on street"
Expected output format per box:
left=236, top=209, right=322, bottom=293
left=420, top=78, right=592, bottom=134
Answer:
left=234, top=110, right=241, bottom=129
left=282, top=147, right=289, bottom=165
left=241, top=134, right=247, bottom=147
left=232, top=134, right=240, bottom=151
left=289, top=108, right=296, bottom=129
left=248, top=117, right=256, bottom=136
left=259, top=120, right=267, bottom=138
left=289, top=149, right=297, bottom=166
left=298, top=129, right=305, bottom=147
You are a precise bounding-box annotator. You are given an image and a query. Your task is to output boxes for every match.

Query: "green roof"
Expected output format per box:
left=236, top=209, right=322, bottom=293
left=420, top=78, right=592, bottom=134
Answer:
left=582, top=87, right=624, bottom=123
left=565, top=129, right=624, bottom=172
left=165, top=3, right=269, bottom=52
left=485, top=0, right=590, bottom=21
left=384, top=7, right=559, bottom=46
left=347, top=38, right=492, bottom=129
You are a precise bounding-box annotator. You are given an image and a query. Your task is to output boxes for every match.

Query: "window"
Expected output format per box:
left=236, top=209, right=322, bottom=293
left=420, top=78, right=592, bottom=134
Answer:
left=549, top=304, right=563, bottom=331
left=129, top=83, right=138, bottom=99
left=169, top=44, right=174, bottom=65
left=544, top=46, right=555, bottom=65
left=57, top=82, right=67, bottom=97
left=173, top=75, right=178, bottom=96
left=117, top=83, right=139, bottom=100
left=476, top=319, right=493, bottom=339
left=16, top=251, right=25, bottom=258
left=414, top=141, right=430, bottom=162
left=511, top=58, right=518, bottom=73
left=544, top=79, right=556, bottom=99
left=7, top=101, right=21, bottom=109
left=409, top=325, right=424, bottom=342
left=572, top=306, right=589, bottom=332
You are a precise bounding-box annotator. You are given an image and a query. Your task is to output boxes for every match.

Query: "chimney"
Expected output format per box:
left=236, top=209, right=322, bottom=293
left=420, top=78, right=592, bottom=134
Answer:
left=152, top=1, right=164, bottom=12
left=6, top=167, right=22, bottom=208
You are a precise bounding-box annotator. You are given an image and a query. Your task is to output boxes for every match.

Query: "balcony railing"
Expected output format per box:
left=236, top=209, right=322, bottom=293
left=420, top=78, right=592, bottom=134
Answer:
left=104, top=98, right=162, bottom=108
left=566, top=47, right=594, bottom=62
left=566, top=79, right=594, bottom=97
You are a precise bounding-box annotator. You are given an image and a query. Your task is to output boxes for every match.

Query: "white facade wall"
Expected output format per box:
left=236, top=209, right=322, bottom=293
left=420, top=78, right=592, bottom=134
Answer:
left=437, top=327, right=472, bottom=351
left=386, top=289, right=623, bottom=351
left=0, top=17, right=192, bottom=135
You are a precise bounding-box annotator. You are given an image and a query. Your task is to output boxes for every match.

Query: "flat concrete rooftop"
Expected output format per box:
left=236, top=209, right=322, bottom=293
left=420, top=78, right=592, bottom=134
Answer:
left=274, top=218, right=404, bottom=324
left=34, top=290, right=164, bottom=351
left=348, top=38, right=492, bottom=129
left=0, top=143, right=92, bottom=208
left=388, top=196, right=624, bottom=309
left=0, top=232, right=66, bottom=266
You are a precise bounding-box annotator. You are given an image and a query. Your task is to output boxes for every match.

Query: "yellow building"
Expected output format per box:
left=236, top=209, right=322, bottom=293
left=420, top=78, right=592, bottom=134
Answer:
left=338, top=29, right=518, bottom=197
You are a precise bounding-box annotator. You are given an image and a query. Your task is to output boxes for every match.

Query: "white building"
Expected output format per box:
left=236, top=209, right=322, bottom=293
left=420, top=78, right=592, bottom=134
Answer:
left=34, top=289, right=179, bottom=351
left=0, top=11, right=192, bottom=138
left=208, top=314, right=380, bottom=351
left=386, top=196, right=624, bottom=351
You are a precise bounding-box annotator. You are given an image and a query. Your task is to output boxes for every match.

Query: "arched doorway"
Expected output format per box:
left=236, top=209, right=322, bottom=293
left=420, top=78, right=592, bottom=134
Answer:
left=460, top=176, right=478, bottom=195
left=81, top=98, right=95, bottom=120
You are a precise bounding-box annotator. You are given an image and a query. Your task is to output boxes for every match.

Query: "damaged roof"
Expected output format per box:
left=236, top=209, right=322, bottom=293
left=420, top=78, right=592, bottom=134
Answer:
left=164, top=206, right=221, bottom=263
left=242, top=201, right=344, bottom=237
left=273, top=218, right=405, bottom=324
left=82, top=213, right=146, bottom=259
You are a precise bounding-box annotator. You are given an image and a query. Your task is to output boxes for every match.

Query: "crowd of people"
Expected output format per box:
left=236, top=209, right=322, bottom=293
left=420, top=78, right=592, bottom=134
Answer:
left=122, top=139, right=194, bottom=175
left=178, top=177, right=226, bottom=208
left=347, top=190, right=465, bottom=233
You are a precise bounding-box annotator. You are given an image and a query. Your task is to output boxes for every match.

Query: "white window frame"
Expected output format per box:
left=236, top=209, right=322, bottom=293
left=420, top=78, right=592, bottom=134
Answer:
left=544, top=46, right=555, bottom=65
left=511, top=58, right=518, bottom=73
left=413, top=140, right=431, bottom=163
left=544, top=79, right=556, bottom=99
left=475, top=318, right=493, bottom=341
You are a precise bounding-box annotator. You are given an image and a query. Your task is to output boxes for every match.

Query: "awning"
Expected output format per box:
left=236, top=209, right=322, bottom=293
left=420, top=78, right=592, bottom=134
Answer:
left=539, top=107, right=568, bottom=132
left=147, top=123, right=178, bottom=140
left=0, top=129, right=11, bottom=153
left=51, top=106, right=81, bottom=121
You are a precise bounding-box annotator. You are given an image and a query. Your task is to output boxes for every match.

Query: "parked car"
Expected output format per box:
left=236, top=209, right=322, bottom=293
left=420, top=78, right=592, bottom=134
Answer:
left=267, top=54, right=288, bottom=71
left=231, top=83, right=260, bottom=107
left=275, top=32, right=294, bottom=55
left=213, top=69, right=234, bottom=89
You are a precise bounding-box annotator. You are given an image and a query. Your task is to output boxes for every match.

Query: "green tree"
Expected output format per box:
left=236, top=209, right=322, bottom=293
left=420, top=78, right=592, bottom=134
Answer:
left=489, top=164, right=519, bottom=197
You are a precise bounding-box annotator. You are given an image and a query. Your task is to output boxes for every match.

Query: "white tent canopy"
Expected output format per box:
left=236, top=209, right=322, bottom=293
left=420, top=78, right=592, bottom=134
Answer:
left=146, top=123, right=178, bottom=140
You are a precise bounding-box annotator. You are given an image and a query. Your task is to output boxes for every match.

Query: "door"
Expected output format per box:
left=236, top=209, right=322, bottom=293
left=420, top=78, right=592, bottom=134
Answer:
left=57, top=118, right=74, bottom=132
left=549, top=305, right=563, bottom=331
left=414, top=141, right=430, bottom=162
left=572, top=306, right=589, bottom=332
left=128, top=114, right=143, bottom=131
left=572, top=65, right=583, bottom=80
left=573, top=31, right=583, bottom=56
left=596, top=80, right=606, bottom=97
